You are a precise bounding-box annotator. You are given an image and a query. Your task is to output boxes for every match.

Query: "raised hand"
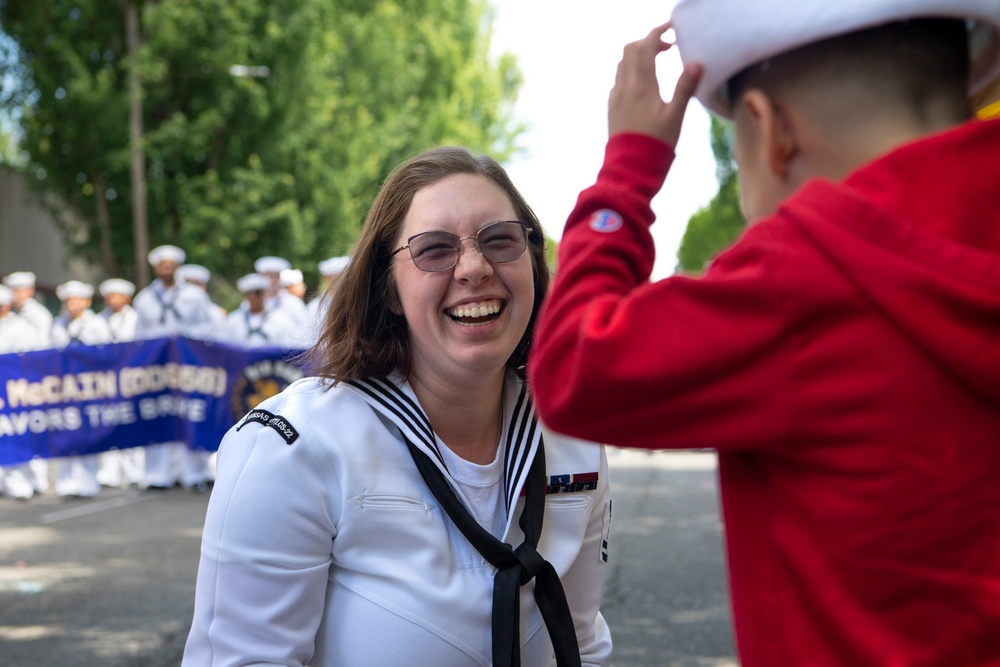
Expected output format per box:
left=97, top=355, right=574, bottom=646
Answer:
left=608, top=22, right=703, bottom=148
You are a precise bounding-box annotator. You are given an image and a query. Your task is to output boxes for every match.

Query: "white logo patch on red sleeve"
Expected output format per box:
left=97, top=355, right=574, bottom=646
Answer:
left=588, top=209, right=623, bottom=233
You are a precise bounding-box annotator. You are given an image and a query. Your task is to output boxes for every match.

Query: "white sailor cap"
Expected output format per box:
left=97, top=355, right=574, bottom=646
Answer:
left=3, top=271, right=36, bottom=289
left=318, top=256, right=351, bottom=276
left=99, top=278, right=136, bottom=298
left=56, top=280, right=95, bottom=301
left=254, top=256, right=291, bottom=274
left=176, top=264, right=211, bottom=285
left=279, top=268, right=304, bottom=287
left=672, top=0, right=1000, bottom=118
left=0, top=285, right=12, bottom=306
left=148, top=244, right=186, bottom=266
left=237, top=273, right=271, bottom=293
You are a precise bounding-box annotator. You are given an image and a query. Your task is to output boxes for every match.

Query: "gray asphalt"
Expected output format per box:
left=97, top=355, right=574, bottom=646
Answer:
left=0, top=449, right=736, bottom=667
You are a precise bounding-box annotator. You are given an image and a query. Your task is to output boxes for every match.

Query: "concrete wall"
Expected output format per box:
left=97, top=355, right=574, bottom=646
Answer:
left=0, top=167, right=96, bottom=302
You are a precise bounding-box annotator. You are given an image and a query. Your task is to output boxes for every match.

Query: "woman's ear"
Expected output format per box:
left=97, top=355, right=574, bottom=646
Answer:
left=741, top=89, right=798, bottom=180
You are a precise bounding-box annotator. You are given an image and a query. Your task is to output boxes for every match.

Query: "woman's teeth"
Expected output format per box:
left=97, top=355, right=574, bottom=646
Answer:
left=448, top=300, right=503, bottom=322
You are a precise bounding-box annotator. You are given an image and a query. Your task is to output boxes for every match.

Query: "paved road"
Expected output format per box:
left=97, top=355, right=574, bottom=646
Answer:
left=0, top=449, right=736, bottom=666
left=600, top=450, right=736, bottom=667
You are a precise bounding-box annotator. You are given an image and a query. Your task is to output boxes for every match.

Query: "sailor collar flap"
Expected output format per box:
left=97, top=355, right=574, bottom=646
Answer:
left=344, top=375, right=543, bottom=516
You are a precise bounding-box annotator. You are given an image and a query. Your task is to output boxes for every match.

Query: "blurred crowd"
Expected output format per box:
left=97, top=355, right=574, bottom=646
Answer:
left=0, top=244, right=349, bottom=501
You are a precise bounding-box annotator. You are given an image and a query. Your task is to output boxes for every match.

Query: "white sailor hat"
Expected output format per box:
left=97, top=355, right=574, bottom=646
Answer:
left=176, top=264, right=211, bottom=285
left=237, top=273, right=271, bottom=293
left=148, top=244, right=186, bottom=266
left=672, top=0, right=1000, bottom=118
left=56, top=280, right=95, bottom=301
left=0, top=285, right=12, bottom=306
left=318, top=256, right=351, bottom=276
left=99, top=278, right=136, bottom=298
left=254, top=256, right=291, bottom=274
left=279, top=268, right=304, bottom=287
left=3, top=271, right=36, bottom=289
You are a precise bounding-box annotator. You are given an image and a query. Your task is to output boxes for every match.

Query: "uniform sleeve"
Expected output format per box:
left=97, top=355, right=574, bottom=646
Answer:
left=182, top=413, right=341, bottom=666
left=186, top=288, right=221, bottom=340
left=529, top=134, right=797, bottom=452
left=218, top=313, right=239, bottom=346
left=83, top=314, right=114, bottom=345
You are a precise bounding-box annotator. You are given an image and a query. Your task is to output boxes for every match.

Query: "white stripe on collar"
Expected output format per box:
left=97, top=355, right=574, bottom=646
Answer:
left=344, top=373, right=543, bottom=516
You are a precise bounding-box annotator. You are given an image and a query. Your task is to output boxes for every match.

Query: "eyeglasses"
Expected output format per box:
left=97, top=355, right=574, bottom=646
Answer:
left=391, top=220, right=531, bottom=272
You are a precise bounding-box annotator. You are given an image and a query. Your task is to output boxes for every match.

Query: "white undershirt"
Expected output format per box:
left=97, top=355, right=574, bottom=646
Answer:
left=437, top=436, right=507, bottom=540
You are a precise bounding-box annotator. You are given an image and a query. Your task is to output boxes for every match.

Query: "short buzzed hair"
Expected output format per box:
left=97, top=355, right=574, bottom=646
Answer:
left=726, top=18, right=971, bottom=128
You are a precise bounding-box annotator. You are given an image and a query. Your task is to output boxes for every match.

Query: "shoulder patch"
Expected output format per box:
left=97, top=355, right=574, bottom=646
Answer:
left=236, top=408, right=299, bottom=445
left=588, top=209, right=623, bottom=233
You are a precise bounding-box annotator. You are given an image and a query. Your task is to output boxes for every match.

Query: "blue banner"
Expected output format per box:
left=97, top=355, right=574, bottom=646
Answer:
left=0, top=337, right=307, bottom=465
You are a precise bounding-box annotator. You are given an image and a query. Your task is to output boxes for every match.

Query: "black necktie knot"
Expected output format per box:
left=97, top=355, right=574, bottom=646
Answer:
left=513, top=542, right=546, bottom=584
left=405, top=435, right=582, bottom=667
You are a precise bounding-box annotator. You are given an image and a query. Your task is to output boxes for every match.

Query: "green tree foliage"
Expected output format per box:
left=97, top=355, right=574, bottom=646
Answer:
left=0, top=0, right=521, bottom=298
left=676, top=116, right=746, bottom=274
left=0, top=122, right=20, bottom=165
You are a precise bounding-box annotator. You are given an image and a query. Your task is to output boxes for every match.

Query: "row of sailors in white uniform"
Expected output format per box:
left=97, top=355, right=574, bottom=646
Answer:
left=0, top=277, right=132, bottom=500
left=0, top=248, right=350, bottom=500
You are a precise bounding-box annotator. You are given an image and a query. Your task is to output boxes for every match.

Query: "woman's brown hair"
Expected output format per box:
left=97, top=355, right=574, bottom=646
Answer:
left=309, top=146, right=548, bottom=385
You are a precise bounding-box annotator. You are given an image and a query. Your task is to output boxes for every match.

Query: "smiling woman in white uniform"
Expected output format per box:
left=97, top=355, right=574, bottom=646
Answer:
left=182, top=147, right=613, bottom=667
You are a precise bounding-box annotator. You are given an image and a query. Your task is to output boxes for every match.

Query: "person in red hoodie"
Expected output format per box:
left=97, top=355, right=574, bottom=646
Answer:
left=528, top=1, right=1000, bottom=665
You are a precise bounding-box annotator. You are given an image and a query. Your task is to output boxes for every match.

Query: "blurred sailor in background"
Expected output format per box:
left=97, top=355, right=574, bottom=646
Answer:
left=95, top=278, right=144, bottom=490
left=175, top=263, right=227, bottom=337
left=275, top=268, right=308, bottom=327
left=0, top=284, right=49, bottom=500
left=98, top=278, right=138, bottom=343
left=132, top=245, right=215, bottom=492
left=223, top=273, right=296, bottom=348
left=303, top=255, right=350, bottom=347
left=253, top=256, right=290, bottom=309
left=50, top=280, right=112, bottom=499
left=2, top=271, right=54, bottom=341
left=2, top=271, right=54, bottom=496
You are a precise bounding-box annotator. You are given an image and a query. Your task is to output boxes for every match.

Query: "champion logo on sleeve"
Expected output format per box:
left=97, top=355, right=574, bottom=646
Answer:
left=588, top=209, right=623, bottom=233
left=236, top=408, right=299, bottom=445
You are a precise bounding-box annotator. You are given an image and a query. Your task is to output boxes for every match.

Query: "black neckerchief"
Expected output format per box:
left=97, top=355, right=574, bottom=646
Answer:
left=244, top=309, right=271, bottom=343
left=152, top=283, right=183, bottom=325
left=346, top=376, right=582, bottom=667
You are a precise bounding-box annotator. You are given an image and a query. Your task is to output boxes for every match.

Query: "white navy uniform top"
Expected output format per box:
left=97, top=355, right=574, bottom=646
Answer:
left=272, top=290, right=308, bottom=327
left=301, top=293, right=333, bottom=348
left=183, top=372, right=613, bottom=667
left=14, top=297, right=53, bottom=341
left=51, top=310, right=113, bottom=348
left=132, top=279, right=215, bottom=339
left=0, top=313, right=45, bottom=353
left=221, top=307, right=297, bottom=349
left=204, top=300, right=227, bottom=341
left=100, top=305, right=138, bottom=343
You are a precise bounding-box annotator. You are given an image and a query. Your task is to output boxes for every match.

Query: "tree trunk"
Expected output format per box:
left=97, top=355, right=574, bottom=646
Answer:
left=92, top=171, right=120, bottom=276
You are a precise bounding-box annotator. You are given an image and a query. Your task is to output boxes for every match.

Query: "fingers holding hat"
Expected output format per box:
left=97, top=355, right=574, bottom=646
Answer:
left=609, top=22, right=703, bottom=148
left=667, top=60, right=704, bottom=139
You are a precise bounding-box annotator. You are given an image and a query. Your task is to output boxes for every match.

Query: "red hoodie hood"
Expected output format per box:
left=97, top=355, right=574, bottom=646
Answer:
left=782, top=118, right=1000, bottom=407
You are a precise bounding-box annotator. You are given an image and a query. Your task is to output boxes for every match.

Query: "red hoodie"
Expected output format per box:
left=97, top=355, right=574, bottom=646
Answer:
left=529, top=119, right=1000, bottom=666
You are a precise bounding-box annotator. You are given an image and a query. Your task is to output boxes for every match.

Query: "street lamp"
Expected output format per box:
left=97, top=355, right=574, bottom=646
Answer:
left=124, top=0, right=270, bottom=288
